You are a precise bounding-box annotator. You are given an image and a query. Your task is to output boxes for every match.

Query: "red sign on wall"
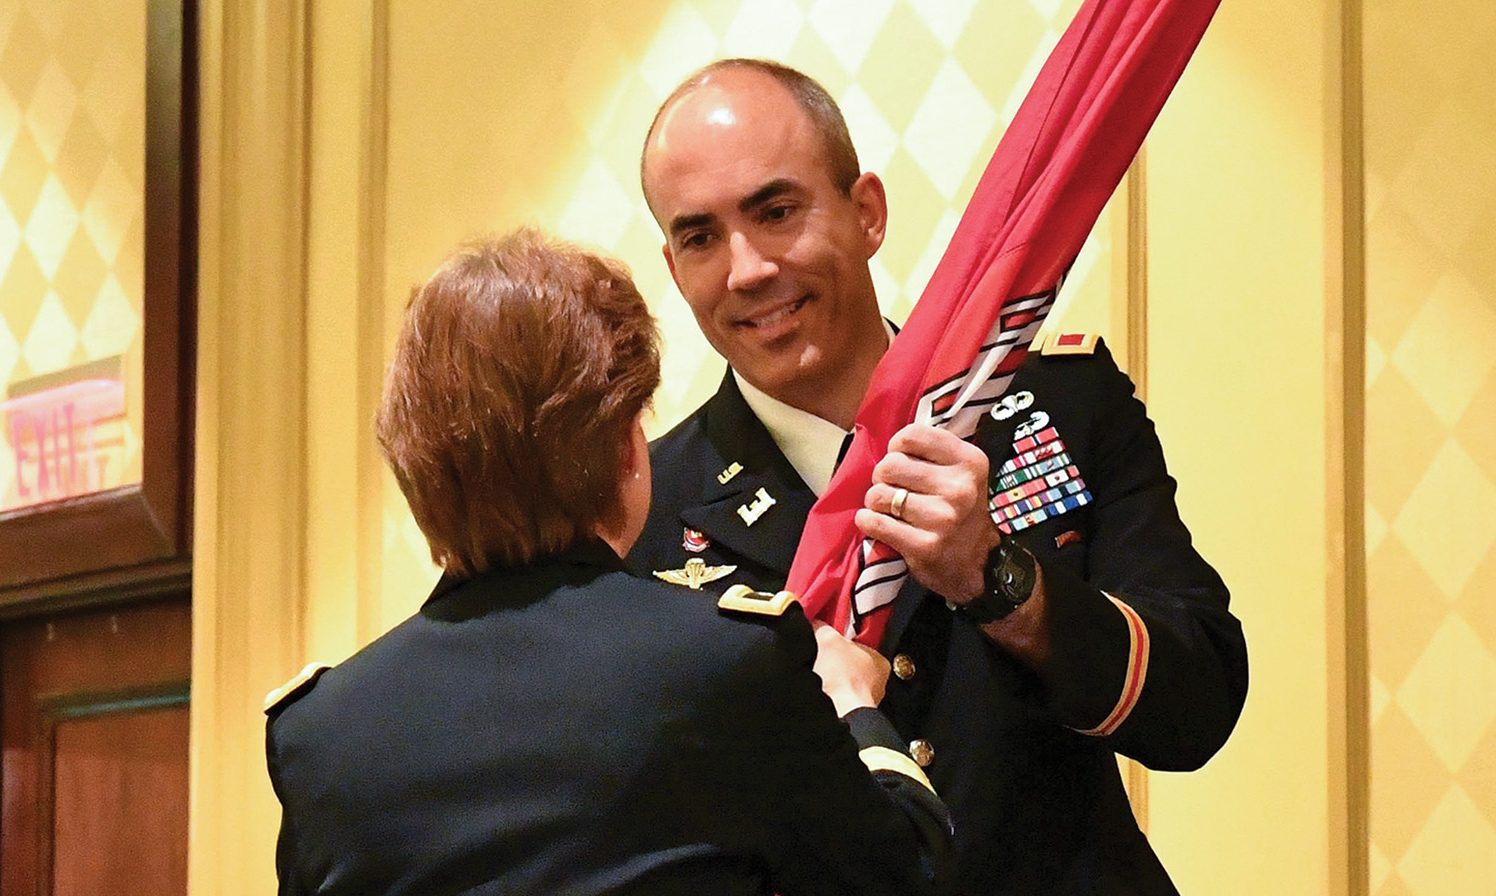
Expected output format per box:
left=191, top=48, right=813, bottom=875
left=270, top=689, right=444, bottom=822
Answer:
left=2, top=376, right=126, bottom=513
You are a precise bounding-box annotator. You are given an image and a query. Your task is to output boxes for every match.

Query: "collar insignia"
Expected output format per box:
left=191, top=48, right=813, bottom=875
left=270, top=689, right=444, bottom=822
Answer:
left=717, top=461, right=743, bottom=485
left=736, top=487, right=776, bottom=526
left=654, top=557, right=738, bottom=591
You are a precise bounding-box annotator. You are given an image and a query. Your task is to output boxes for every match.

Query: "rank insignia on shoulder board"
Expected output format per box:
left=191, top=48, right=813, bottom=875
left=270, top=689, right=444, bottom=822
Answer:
left=654, top=557, right=737, bottom=591
left=1040, top=332, right=1098, bottom=356
left=263, top=662, right=332, bottom=715
left=717, top=584, right=798, bottom=617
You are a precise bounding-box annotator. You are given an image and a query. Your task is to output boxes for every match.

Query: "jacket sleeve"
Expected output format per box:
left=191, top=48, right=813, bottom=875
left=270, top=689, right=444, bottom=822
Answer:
left=1027, top=342, right=1248, bottom=770
left=265, top=716, right=312, bottom=896
left=712, top=606, right=953, bottom=896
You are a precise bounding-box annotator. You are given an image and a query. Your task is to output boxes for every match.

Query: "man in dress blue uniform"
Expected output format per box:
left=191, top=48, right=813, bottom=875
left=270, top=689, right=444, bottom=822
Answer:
left=630, top=59, right=1248, bottom=895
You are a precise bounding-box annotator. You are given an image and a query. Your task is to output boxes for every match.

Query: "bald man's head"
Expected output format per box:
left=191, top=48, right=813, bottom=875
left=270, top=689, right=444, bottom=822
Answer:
left=640, top=59, right=860, bottom=214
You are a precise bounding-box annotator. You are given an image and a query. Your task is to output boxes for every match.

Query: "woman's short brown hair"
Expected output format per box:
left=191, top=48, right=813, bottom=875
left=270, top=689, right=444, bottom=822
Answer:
left=376, top=229, right=660, bottom=577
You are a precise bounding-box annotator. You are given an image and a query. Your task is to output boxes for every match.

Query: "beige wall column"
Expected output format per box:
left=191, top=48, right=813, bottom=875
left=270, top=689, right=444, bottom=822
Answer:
left=191, top=0, right=310, bottom=893
left=194, top=1, right=390, bottom=889
left=302, top=0, right=390, bottom=660
left=1143, top=0, right=1354, bottom=893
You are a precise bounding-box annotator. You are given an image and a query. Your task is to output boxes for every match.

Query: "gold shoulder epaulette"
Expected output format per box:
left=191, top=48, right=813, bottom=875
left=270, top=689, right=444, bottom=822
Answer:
left=263, top=662, right=332, bottom=715
left=717, top=584, right=798, bottom=617
left=1040, top=332, right=1099, bottom=356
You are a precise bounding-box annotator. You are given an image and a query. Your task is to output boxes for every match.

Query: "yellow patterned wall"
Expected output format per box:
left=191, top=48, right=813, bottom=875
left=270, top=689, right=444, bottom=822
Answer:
left=379, top=0, right=1121, bottom=617
left=0, top=0, right=146, bottom=507
left=1363, top=2, right=1496, bottom=893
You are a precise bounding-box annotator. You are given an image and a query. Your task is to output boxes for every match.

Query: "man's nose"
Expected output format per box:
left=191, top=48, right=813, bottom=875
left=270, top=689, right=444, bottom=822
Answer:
left=725, top=231, right=777, bottom=292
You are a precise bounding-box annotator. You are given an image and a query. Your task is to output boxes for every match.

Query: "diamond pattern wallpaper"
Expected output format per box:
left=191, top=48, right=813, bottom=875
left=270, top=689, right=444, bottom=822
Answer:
left=1363, top=1, right=1496, bottom=893
left=381, top=0, right=1122, bottom=606
left=0, top=0, right=145, bottom=511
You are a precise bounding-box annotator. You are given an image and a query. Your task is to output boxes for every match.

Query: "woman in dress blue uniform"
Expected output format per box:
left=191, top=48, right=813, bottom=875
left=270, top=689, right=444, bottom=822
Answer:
left=263, top=230, right=951, bottom=896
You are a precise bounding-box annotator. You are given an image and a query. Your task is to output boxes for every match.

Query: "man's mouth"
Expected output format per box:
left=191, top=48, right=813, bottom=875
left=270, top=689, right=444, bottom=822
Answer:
left=737, top=295, right=810, bottom=330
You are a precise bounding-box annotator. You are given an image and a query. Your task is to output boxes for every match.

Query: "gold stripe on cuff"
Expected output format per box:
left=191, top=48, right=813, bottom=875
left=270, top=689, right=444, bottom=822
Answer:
left=858, top=745, right=936, bottom=794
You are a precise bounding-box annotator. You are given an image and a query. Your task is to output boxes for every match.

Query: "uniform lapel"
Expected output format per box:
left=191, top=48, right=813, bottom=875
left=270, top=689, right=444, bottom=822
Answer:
left=678, top=372, right=817, bottom=580
left=878, top=576, right=930, bottom=656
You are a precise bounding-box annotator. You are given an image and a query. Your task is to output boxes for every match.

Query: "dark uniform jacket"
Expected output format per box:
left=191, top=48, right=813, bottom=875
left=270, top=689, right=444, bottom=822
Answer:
left=265, top=540, right=952, bottom=896
left=630, top=338, right=1248, bottom=895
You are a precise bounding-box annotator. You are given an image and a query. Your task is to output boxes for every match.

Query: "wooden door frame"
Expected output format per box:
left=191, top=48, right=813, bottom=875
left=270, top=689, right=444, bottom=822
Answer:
left=0, top=0, right=198, bottom=617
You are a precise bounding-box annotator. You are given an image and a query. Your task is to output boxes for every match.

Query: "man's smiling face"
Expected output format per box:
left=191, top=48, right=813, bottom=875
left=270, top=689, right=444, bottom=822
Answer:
left=642, top=68, right=888, bottom=418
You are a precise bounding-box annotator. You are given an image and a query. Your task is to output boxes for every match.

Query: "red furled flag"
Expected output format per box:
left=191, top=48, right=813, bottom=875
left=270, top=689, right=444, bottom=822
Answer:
left=787, top=0, right=1222, bottom=646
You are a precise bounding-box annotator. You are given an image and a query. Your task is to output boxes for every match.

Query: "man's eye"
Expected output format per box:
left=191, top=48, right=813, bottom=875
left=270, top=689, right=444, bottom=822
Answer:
left=763, top=204, right=793, bottom=222
left=680, top=232, right=712, bottom=250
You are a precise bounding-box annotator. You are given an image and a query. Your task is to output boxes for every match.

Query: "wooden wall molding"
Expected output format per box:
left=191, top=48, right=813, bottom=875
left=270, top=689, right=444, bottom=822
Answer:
left=302, top=0, right=392, bottom=660
left=1325, top=0, right=1369, bottom=893
left=0, top=0, right=196, bottom=606
left=191, top=1, right=391, bottom=893
left=1124, top=152, right=1149, bottom=402
left=1119, top=151, right=1151, bottom=828
left=190, top=0, right=311, bottom=892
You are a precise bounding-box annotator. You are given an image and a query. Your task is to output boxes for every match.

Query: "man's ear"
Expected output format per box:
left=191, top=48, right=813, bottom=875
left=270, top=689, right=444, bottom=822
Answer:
left=661, top=242, right=681, bottom=290
left=849, top=171, right=888, bottom=258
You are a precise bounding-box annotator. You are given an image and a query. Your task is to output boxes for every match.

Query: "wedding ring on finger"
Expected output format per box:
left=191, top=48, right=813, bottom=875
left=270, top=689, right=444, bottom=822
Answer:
left=890, top=487, right=910, bottom=521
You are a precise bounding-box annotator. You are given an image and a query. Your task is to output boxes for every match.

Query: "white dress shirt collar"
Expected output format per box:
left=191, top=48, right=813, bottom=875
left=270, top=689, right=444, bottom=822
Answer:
left=731, top=321, right=895, bottom=497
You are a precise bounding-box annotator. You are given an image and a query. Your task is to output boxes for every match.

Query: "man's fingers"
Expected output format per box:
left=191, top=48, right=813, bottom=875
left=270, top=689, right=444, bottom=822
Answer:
left=872, top=452, right=935, bottom=492
left=875, top=429, right=988, bottom=493
left=872, top=452, right=982, bottom=500
left=864, top=482, right=962, bottom=529
left=888, top=422, right=980, bottom=465
left=871, top=455, right=985, bottom=515
left=865, top=482, right=904, bottom=514
left=855, top=507, right=936, bottom=557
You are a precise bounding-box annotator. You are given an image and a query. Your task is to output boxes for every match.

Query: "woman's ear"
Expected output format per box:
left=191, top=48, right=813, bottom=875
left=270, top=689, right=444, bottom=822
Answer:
left=623, top=412, right=649, bottom=480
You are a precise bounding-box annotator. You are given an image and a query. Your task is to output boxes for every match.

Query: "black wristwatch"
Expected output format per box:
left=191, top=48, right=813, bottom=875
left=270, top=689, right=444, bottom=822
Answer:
left=955, top=538, right=1038, bottom=624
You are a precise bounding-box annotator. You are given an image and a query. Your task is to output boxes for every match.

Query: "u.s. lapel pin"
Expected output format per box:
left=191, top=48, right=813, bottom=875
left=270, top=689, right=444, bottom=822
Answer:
left=654, top=557, right=737, bottom=590
left=736, top=487, right=776, bottom=526
left=717, top=461, right=743, bottom=485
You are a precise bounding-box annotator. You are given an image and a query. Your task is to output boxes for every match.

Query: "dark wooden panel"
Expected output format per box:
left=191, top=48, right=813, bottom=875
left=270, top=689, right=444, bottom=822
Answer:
left=1, top=599, right=190, bottom=896
left=0, top=0, right=197, bottom=601
left=49, top=703, right=190, bottom=895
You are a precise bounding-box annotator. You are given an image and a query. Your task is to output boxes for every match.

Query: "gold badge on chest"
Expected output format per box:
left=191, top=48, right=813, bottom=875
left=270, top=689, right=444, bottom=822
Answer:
left=653, top=557, right=737, bottom=591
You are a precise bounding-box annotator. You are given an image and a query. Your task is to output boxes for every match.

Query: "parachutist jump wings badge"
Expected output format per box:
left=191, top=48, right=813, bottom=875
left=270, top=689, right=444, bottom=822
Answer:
left=653, top=557, right=737, bottom=591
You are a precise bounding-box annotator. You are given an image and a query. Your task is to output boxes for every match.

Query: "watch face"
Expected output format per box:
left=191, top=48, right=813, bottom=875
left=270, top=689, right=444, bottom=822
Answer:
left=966, top=541, right=1037, bottom=624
